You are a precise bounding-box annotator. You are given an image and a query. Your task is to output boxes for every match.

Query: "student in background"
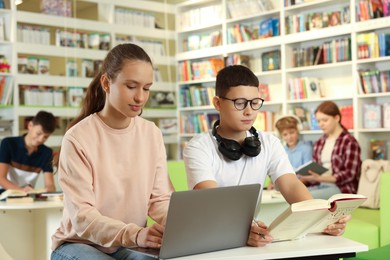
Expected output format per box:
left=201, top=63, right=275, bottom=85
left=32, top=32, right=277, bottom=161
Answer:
left=51, top=43, right=174, bottom=259
left=300, top=101, right=361, bottom=199
left=0, top=110, right=56, bottom=193
left=266, top=115, right=313, bottom=190
left=183, top=65, right=349, bottom=247
left=274, top=115, right=312, bottom=170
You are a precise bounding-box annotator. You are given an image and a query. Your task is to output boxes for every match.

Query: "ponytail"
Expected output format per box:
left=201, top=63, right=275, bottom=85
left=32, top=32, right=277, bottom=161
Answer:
left=53, top=73, right=105, bottom=169
left=66, top=72, right=105, bottom=131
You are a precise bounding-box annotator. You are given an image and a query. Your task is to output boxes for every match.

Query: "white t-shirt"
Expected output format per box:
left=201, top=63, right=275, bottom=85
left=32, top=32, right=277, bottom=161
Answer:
left=183, top=130, right=295, bottom=190
left=320, top=137, right=336, bottom=176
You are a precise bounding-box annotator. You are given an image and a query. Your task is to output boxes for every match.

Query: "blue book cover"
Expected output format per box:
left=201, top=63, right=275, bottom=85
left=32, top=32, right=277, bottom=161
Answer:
left=385, top=34, right=390, bottom=56
left=259, top=18, right=273, bottom=37
left=310, top=108, right=320, bottom=130
left=272, top=18, right=280, bottom=36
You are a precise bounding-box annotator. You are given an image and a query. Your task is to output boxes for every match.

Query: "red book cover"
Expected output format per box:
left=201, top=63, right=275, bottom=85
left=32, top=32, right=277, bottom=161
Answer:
left=340, top=105, right=354, bottom=130
left=258, top=83, right=270, bottom=101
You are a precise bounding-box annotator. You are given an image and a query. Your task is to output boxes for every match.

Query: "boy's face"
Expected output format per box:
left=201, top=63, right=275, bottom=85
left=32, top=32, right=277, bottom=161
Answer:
left=280, top=128, right=299, bottom=148
left=214, top=85, right=259, bottom=133
left=26, top=122, right=51, bottom=147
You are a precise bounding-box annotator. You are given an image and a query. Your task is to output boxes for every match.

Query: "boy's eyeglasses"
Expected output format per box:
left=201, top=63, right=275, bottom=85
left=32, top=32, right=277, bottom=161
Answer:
left=219, top=97, right=264, bottom=111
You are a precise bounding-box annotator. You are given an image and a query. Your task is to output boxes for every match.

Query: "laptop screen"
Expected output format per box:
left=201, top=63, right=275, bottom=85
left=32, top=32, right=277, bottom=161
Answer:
left=129, top=184, right=261, bottom=259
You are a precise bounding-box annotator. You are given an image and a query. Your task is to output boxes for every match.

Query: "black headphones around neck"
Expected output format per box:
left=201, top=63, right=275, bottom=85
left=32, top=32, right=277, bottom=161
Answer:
left=212, top=120, right=261, bottom=161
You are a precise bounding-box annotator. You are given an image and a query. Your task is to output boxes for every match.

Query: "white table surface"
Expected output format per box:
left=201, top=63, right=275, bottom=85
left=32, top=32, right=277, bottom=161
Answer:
left=171, top=233, right=368, bottom=260
left=0, top=200, right=63, bottom=210
left=0, top=191, right=359, bottom=260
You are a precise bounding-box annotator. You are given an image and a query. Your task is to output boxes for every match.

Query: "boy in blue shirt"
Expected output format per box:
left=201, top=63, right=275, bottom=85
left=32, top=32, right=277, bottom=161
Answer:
left=275, top=115, right=312, bottom=170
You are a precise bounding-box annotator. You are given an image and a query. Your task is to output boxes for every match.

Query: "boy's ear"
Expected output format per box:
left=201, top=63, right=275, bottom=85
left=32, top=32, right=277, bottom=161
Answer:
left=27, top=121, right=34, bottom=131
left=213, top=96, right=221, bottom=111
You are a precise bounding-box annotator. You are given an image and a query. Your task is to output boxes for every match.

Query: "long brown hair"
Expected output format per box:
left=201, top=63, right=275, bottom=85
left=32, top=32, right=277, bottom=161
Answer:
left=67, top=43, right=153, bottom=130
left=53, top=44, right=153, bottom=168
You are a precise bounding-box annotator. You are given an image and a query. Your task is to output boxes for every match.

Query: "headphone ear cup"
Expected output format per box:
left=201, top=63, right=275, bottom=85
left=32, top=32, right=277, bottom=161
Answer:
left=212, top=120, right=261, bottom=160
left=218, top=138, right=243, bottom=161
left=241, top=136, right=261, bottom=157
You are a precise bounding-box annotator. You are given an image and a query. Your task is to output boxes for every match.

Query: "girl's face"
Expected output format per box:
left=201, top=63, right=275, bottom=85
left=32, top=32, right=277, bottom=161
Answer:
left=280, top=128, right=299, bottom=148
left=316, top=111, right=340, bottom=135
left=106, top=60, right=153, bottom=119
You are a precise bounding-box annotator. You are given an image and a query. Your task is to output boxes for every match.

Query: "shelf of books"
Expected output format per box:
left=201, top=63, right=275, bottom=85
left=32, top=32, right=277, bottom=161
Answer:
left=175, top=0, right=390, bottom=160
left=1, top=0, right=179, bottom=159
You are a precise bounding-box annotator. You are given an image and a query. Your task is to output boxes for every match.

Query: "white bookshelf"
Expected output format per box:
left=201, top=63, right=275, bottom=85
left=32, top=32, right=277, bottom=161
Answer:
left=0, top=0, right=179, bottom=159
left=175, top=0, right=390, bottom=159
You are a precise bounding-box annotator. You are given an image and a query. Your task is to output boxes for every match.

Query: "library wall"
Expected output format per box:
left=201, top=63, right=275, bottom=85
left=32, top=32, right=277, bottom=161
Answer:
left=175, top=0, right=390, bottom=160
left=0, top=0, right=179, bottom=159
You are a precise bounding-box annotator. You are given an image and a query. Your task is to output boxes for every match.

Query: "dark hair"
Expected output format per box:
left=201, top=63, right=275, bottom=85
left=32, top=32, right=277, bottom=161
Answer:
left=315, top=101, right=342, bottom=124
left=67, top=43, right=153, bottom=130
left=31, top=110, right=56, bottom=133
left=215, top=65, right=259, bottom=97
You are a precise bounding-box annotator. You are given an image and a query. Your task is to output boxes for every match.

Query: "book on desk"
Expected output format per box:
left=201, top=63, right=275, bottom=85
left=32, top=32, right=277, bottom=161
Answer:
left=0, top=189, right=63, bottom=203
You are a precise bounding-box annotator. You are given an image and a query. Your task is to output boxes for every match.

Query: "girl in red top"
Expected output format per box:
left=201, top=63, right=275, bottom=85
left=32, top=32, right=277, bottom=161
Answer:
left=300, top=101, right=361, bottom=199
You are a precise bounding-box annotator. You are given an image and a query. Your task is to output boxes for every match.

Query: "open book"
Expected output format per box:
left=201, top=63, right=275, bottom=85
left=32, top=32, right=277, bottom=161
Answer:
left=268, top=193, right=367, bottom=242
left=296, top=160, right=328, bottom=176
left=0, top=188, right=47, bottom=202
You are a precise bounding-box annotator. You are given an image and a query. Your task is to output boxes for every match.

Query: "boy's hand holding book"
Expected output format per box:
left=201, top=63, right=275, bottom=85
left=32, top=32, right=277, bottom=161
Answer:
left=323, top=214, right=351, bottom=236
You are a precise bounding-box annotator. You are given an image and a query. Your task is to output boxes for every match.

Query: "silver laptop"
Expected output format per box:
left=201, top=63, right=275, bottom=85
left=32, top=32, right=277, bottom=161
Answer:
left=129, top=183, right=261, bottom=259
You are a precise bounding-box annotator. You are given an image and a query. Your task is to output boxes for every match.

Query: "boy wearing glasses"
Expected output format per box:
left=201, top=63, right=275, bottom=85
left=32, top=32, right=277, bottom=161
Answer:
left=183, top=65, right=349, bottom=247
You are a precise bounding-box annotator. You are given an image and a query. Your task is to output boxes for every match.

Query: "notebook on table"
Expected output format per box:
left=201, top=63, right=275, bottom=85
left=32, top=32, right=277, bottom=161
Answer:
left=128, top=183, right=261, bottom=259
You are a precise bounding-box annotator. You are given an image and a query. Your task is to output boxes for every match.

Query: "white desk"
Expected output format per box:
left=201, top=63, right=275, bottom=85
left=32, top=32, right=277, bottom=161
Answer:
left=0, top=191, right=288, bottom=260
left=0, top=201, right=63, bottom=260
left=172, top=234, right=368, bottom=260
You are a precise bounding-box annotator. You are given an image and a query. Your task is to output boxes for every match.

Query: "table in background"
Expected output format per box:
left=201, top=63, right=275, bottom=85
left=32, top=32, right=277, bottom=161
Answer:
left=0, top=201, right=63, bottom=260
left=256, top=190, right=289, bottom=225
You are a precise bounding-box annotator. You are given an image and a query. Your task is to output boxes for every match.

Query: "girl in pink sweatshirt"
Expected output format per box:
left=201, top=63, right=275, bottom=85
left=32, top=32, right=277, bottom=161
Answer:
left=51, top=43, right=174, bottom=259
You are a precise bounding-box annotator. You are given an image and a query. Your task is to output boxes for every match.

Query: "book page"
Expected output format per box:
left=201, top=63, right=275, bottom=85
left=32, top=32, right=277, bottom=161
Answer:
left=269, top=208, right=329, bottom=241
left=27, top=188, right=47, bottom=195
left=268, top=193, right=366, bottom=241
left=0, top=189, right=27, bottom=200
left=291, top=199, right=329, bottom=211
left=308, top=198, right=367, bottom=233
left=328, top=193, right=366, bottom=201
left=0, top=188, right=47, bottom=201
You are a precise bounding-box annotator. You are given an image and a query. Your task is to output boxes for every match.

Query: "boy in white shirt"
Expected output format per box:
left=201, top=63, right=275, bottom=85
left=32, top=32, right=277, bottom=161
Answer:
left=183, top=65, right=349, bottom=247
